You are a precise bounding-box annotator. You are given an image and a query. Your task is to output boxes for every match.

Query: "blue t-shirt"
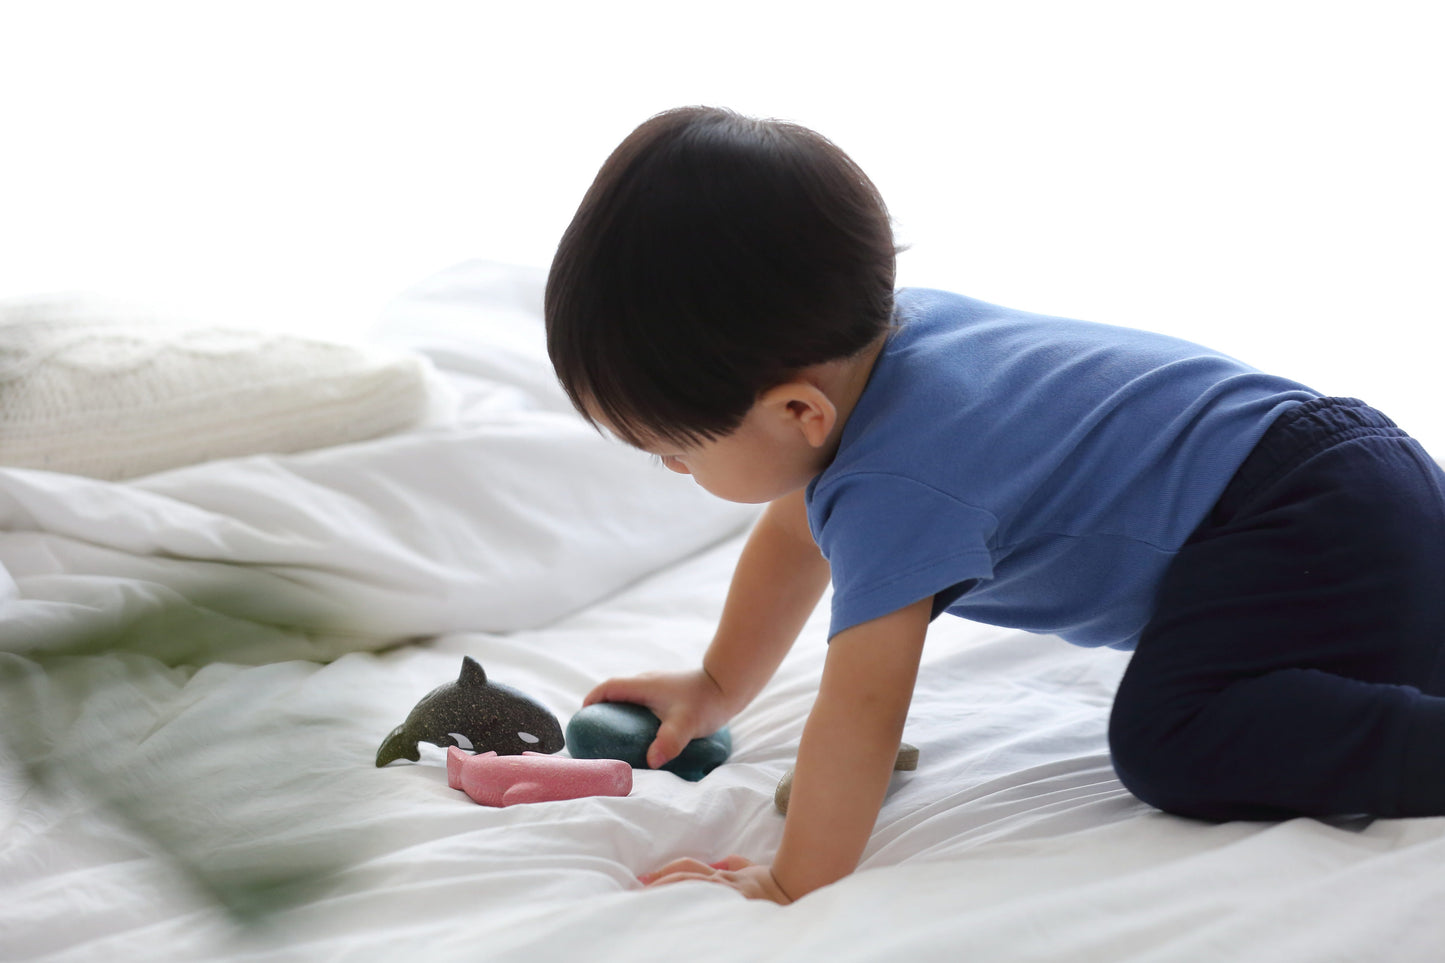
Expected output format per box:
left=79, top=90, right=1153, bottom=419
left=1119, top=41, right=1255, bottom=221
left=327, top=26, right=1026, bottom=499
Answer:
left=805, top=289, right=1317, bottom=650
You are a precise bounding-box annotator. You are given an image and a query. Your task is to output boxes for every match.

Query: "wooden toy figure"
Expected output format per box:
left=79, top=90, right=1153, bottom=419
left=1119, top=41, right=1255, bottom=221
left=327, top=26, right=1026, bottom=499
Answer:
left=376, top=657, right=565, bottom=766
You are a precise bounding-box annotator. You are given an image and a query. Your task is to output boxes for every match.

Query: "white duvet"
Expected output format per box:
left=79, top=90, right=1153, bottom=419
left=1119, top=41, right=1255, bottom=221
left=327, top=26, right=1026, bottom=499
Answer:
left=3, top=262, right=1442, bottom=963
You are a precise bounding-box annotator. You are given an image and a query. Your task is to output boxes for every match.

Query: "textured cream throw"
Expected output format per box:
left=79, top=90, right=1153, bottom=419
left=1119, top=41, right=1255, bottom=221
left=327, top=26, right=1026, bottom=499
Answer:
left=0, top=296, right=433, bottom=480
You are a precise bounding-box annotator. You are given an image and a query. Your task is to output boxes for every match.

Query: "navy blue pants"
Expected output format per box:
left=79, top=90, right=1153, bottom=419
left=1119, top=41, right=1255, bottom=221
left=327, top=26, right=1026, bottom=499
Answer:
left=1109, top=397, right=1445, bottom=820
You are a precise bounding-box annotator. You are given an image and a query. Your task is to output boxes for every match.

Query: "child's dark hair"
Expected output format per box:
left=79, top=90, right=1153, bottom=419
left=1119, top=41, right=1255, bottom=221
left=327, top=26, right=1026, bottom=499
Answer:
left=545, top=106, right=897, bottom=447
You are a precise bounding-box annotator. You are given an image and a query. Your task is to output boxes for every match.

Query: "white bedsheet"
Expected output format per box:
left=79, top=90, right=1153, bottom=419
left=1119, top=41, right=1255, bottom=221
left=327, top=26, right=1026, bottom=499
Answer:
left=0, top=262, right=755, bottom=666
left=3, top=262, right=1443, bottom=963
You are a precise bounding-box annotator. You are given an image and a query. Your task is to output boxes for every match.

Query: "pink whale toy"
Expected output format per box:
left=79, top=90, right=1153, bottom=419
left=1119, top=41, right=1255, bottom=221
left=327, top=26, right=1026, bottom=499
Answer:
left=447, top=748, right=633, bottom=806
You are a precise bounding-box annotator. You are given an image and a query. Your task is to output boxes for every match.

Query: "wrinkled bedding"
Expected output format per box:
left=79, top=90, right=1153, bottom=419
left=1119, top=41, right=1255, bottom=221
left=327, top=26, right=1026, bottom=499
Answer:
left=3, top=262, right=1442, bottom=963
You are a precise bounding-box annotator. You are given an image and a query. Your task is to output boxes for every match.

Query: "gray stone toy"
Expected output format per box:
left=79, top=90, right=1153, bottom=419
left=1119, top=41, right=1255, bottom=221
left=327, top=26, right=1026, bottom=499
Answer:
left=376, top=657, right=565, bottom=767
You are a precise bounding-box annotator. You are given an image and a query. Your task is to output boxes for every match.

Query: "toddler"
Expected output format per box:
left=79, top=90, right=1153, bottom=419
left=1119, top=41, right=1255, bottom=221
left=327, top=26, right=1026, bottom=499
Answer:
left=544, top=106, right=1445, bottom=903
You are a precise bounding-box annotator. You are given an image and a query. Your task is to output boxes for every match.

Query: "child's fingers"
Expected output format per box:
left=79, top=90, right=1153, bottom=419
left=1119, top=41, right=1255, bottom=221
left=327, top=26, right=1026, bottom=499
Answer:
left=580, top=678, right=623, bottom=707
left=646, top=721, right=686, bottom=769
left=639, top=857, right=787, bottom=904
left=578, top=673, right=704, bottom=767
left=638, top=857, right=717, bottom=886
left=582, top=676, right=654, bottom=708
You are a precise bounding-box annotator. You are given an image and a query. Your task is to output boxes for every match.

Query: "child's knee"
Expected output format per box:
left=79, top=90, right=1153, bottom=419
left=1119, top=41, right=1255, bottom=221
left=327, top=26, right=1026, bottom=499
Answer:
left=1107, top=644, right=1342, bottom=819
left=1107, top=706, right=1239, bottom=820
left=1108, top=712, right=1187, bottom=813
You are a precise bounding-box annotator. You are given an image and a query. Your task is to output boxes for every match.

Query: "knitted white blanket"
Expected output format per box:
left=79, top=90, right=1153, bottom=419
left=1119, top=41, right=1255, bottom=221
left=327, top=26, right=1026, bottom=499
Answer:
left=0, top=296, right=435, bottom=480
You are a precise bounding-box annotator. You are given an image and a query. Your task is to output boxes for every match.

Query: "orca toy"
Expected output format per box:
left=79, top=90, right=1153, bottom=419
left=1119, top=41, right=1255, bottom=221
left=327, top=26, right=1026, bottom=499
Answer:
left=376, top=657, right=565, bottom=766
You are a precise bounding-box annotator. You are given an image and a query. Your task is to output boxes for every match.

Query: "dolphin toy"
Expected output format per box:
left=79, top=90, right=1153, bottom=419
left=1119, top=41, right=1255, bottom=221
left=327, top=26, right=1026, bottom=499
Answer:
left=376, top=657, right=565, bottom=766
left=447, top=748, right=632, bottom=807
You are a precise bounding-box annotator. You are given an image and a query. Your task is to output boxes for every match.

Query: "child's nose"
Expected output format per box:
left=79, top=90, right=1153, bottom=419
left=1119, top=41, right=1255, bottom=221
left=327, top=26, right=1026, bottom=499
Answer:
left=662, top=456, right=690, bottom=475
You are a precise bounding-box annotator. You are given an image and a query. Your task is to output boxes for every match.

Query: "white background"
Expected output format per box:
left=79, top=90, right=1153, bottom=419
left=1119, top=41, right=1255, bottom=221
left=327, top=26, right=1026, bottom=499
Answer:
left=3, top=1, right=1441, bottom=450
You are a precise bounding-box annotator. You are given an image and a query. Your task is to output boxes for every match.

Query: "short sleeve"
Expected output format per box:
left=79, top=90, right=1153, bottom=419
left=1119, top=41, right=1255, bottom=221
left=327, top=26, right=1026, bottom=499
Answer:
left=808, top=472, right=997, bottom=638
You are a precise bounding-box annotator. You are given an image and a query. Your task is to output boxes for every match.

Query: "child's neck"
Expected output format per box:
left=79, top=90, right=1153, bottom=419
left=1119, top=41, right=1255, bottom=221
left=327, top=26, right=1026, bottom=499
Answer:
left=807, top=333, right=889, bottom=463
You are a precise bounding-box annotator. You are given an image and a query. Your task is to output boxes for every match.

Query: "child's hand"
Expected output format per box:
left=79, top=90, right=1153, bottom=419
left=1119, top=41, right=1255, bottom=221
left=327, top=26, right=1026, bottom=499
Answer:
left=582, top=668, right=732, bottom=770
left=637, top=856, right=793, bottom=905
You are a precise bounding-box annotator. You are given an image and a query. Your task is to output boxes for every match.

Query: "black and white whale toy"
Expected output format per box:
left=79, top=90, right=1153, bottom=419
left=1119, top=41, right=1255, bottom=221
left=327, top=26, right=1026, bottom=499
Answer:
left=376, top=657, right=565, bottom=766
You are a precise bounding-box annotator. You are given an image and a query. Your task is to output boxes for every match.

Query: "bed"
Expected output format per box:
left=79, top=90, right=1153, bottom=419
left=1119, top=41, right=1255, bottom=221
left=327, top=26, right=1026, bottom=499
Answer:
left=3, top=260, right=1442, bottom=963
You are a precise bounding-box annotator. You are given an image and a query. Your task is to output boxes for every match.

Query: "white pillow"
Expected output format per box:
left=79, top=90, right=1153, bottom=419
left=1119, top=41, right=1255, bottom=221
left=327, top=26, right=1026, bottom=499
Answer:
left=0, top=295, right=436, bottom=481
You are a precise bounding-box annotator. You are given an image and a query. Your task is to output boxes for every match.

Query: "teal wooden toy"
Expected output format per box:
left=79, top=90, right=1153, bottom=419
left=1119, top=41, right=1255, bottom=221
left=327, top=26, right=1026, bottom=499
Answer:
left=565, top=702, right=730, bottom=781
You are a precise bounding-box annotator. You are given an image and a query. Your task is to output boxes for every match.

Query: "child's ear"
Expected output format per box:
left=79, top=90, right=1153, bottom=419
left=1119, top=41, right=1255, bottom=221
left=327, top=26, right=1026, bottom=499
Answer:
left=760, top=382, right=836, bottom=449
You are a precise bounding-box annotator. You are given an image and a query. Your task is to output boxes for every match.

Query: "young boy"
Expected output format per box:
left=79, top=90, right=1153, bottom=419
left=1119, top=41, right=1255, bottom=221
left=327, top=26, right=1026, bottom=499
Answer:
left=544, top=106, right=1445, bottom=904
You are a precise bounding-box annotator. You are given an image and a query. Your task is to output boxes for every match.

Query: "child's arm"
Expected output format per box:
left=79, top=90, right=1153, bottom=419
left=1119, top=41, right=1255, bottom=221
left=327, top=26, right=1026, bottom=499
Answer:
left=583, top=487, right=832, bottom=767
left=771, top=596, right=931, bottom=896
left=640, top=596, right=932, bottom=902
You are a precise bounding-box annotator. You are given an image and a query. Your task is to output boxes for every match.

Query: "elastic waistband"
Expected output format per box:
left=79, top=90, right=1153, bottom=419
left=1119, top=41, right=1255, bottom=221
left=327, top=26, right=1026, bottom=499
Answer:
left=1216, top=397, right=1407, bottom=519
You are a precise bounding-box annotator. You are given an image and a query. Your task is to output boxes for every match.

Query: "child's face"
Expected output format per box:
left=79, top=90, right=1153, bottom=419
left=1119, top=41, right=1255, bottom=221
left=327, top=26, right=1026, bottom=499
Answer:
left=595, top=401, right=831, bottom=505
